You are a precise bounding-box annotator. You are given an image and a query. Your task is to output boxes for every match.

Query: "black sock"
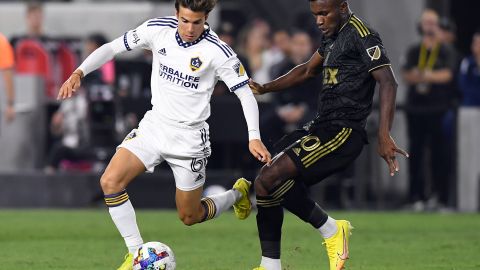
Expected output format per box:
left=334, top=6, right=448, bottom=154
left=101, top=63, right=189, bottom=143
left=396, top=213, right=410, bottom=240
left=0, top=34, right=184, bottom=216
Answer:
left=256, top=194, right=284, bottom=259
left=272, top=179, right=329, bottom=228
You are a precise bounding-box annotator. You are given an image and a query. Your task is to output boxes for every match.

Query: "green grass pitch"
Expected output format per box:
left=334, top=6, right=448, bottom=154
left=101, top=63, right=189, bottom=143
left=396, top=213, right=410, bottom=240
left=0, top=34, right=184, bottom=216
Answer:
left=0, top=210, right=479, bottom=270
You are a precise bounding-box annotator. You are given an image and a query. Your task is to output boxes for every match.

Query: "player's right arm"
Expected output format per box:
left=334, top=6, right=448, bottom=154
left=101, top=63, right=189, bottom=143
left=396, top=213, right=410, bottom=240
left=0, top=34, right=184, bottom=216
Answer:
left=58, top=20, right=153, bottom=100
left=249, top=51, right=324, bottom=95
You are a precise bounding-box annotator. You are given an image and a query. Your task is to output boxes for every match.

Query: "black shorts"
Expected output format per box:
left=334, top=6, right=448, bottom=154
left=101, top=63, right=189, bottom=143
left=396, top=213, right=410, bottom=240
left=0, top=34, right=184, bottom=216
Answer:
left=276, top=125, right=364, bottom=186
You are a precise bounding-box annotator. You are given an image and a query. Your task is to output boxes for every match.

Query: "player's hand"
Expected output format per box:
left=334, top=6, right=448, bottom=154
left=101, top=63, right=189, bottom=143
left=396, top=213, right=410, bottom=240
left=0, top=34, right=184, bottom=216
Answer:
left=378, top=134, right=409, bottom=176
left=248, top=79, right=266, bottom=95
left=249, top=139, right=272, bottom=165
left=57, top=69, right=83, bottom=100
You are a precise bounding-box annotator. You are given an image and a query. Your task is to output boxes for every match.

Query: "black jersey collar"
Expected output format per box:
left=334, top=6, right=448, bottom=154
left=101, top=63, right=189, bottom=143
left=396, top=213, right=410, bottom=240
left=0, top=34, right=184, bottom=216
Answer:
left=176, top=25, right=211, bottom=48
left=338, top=13, right=354, bottom=33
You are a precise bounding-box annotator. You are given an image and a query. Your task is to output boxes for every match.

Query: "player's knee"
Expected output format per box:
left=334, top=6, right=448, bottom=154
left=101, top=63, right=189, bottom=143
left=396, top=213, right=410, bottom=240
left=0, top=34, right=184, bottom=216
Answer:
left=254, top=165, right=279, bottom=195
left=178, top=212, right=199, bottom=226
left=254, top=177, right=268, bottom=196
left=100, top=172, right=124, bottom=194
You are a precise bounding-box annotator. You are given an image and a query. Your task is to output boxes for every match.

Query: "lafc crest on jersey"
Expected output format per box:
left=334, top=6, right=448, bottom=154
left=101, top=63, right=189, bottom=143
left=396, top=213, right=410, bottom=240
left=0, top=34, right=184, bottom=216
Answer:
left=233, top=61, right=245, bottom=77
left=366, top=46, right=381, bottom=61
left=190, top=57, right=203, bottom=71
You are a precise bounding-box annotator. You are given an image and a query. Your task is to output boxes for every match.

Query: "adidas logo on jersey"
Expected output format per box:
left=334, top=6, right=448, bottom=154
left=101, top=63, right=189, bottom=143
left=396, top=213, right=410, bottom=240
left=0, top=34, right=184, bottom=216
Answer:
left=158, top=48, right=167, bottom=56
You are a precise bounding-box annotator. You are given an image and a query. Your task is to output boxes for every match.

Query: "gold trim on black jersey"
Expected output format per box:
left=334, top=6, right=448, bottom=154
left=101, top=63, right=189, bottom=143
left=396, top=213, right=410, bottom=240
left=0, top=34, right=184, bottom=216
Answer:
left=300, top=128, right=352, bottom=168
left=350, top=15, right=370, bottom=38
left=304, top=128, right=352, bottom=168
left=368, top=63, right=392, bottom=73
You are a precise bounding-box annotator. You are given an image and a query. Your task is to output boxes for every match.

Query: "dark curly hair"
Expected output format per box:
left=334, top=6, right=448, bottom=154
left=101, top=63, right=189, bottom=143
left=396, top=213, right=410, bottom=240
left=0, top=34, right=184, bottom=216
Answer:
left=309, top=0, right=346, bottom=5
left=175, top=0, right=217, bottom=14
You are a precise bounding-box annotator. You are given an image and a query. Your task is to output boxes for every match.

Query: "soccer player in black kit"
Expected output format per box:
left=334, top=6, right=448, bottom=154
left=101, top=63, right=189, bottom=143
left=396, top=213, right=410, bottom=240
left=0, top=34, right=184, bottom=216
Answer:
left=247, top=1, right=408, bottom=270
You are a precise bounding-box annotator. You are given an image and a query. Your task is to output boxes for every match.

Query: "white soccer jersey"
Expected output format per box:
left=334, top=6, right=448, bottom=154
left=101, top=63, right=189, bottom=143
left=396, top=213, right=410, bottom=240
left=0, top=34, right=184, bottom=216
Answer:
left=117, top=16, right=249, bottom=125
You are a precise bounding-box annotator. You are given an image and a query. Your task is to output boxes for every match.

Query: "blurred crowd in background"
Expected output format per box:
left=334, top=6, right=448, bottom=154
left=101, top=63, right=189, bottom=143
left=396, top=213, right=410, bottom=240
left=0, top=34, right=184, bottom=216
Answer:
left=1, top=1, right=479, bottom=212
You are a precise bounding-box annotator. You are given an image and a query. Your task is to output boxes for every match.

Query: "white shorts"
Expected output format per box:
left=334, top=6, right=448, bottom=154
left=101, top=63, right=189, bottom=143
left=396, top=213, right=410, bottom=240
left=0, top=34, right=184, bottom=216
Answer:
left=118, top=110, right=211, bottom=191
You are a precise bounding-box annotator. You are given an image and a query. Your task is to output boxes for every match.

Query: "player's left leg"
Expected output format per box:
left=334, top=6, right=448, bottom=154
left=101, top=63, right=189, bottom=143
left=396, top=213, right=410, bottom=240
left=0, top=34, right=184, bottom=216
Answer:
left=286, top=128, right=362, bottom=270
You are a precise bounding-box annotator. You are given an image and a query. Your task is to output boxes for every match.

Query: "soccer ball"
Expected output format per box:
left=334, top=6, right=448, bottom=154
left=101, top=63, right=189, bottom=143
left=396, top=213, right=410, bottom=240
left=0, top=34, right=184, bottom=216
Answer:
left=133, top=242, right=176, bottom=270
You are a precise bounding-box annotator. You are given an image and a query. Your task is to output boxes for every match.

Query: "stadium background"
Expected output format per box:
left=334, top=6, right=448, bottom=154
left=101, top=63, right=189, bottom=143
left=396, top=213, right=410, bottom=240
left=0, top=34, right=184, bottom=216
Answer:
left=0, top=1, right=479, bottom=269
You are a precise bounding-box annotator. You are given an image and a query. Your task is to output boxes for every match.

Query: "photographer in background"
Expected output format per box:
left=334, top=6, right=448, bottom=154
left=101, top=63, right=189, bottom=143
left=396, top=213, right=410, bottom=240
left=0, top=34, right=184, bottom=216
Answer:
left=402, top=9, right=456, bottom=211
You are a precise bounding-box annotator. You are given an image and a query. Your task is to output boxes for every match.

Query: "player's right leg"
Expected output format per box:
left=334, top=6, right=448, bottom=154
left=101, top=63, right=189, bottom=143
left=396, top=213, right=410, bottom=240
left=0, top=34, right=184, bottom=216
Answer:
left=100, top=148, right=148, bottom=270
left=253, top=127, right=363, bottom=270
left=170, top=160, right=249, bottom=225
left=281, top=127, right=362, bottom=270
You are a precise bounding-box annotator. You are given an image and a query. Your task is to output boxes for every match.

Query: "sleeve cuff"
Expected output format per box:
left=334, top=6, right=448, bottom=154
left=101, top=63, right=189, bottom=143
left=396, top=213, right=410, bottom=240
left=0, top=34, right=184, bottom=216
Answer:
left=123, top=32, right=132, bottom=51
left=248, top=130, right=261, bottom=141
left=368, top=63, right=391, bottom=73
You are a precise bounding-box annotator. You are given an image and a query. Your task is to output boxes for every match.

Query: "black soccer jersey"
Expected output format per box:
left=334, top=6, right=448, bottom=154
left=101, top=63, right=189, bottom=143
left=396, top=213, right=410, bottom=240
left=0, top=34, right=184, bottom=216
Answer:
left=312, top=14, right=390, bottom=131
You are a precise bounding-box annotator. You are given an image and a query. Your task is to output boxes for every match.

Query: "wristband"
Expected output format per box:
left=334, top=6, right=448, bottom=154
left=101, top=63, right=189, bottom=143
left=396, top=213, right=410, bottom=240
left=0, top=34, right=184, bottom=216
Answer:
left=72, top=70, right=84, bottom=78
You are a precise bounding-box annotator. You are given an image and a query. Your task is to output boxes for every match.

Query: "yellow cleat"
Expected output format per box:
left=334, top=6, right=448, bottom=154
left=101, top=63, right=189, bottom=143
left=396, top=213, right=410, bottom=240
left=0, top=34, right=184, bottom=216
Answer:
left=232, top=178, right=252, bottom=220
left=252, top=267, right=267, bottom=270
left=323, top=220, right=353, bottom=270
left=117, top=253, right=133, bottom=270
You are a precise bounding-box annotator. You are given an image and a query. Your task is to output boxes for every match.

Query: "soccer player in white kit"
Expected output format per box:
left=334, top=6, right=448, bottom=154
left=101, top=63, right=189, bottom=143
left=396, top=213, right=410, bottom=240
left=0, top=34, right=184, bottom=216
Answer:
left=58, top=0, right=271, bottom=269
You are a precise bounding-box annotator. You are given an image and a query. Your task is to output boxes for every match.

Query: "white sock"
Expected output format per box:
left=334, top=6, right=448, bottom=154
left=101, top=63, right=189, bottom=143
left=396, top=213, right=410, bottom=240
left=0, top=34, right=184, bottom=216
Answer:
left=260, top=256, right=281, bottom=270
left=108, top=200, right=144, bottom=254
left=318, top=216, right=338, bottom=239
left=208, top=189, right=241, bottom=218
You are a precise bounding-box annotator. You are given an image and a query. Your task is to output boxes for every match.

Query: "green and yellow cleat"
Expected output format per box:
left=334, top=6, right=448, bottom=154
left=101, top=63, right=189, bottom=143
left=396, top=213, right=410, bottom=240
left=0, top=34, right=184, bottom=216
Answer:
left=323, top=220, right=353, bottom=270
left=117, top=253, right=133, bottom=270
left=232, top=178, right=252, bottom=220
left=252, top=267, right=267, bottom=270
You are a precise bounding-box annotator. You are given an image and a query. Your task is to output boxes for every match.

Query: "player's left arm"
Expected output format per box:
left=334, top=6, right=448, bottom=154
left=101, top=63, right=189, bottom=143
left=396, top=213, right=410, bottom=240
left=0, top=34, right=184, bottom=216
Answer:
left=234, top=86, right=272, bottom=165
left=372, top=66, right=409, bottom=176
left=358, top=31, right=408, bottom=176
left=215, top=56, right=272, bottom=164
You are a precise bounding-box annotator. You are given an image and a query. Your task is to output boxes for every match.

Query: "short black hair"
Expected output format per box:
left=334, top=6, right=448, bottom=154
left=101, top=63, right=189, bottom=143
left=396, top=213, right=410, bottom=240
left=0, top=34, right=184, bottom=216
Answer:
left=175, top=0, right=217, bottom=14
